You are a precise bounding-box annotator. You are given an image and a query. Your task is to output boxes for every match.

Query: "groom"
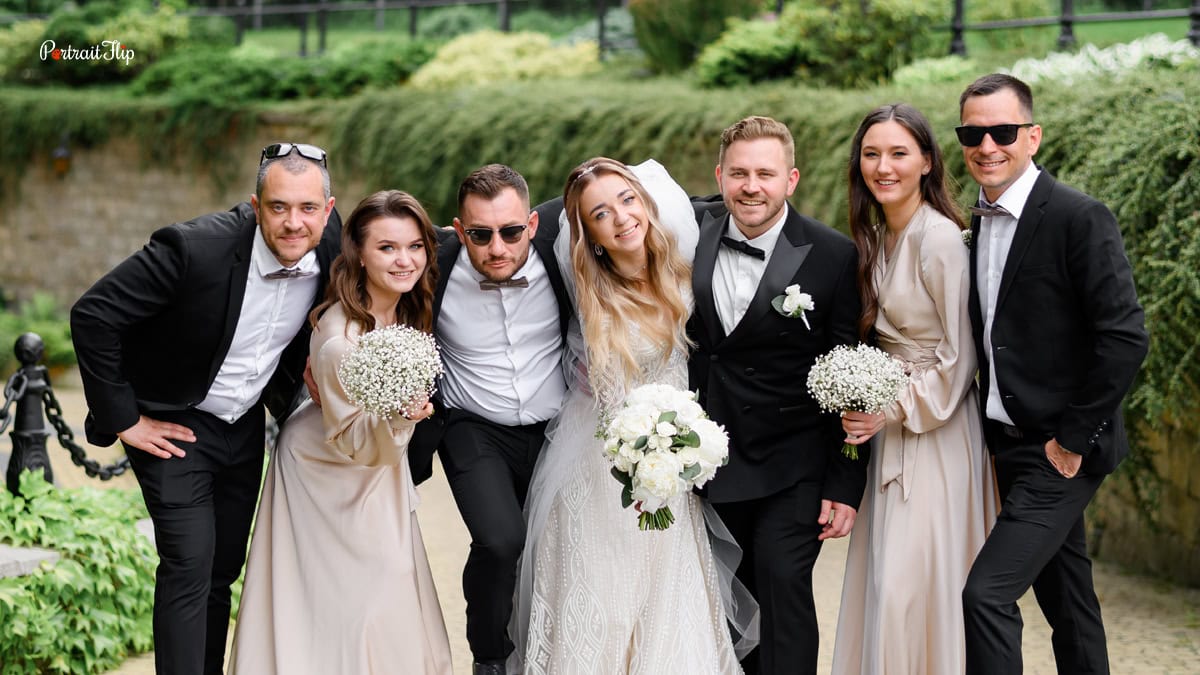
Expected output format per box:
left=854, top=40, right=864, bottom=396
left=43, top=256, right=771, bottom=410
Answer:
left=408, top=164, right=572, bottom=675
left=689, top=116, right=867, bottom=675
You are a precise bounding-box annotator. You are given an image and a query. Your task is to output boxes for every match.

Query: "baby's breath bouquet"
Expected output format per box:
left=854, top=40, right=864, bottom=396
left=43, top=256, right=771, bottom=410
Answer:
left=600, top=383, right=729, bottom=530
left=806, top=344, right=908, bottom=460
left=337, top=324, right=444, bottom=418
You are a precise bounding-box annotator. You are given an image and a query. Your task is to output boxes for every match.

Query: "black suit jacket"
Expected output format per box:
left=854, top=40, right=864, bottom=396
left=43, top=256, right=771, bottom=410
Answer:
left=71, top=202, right=342, bottom=447
left=408, top=198, right=572, bottom=484
left=688, top=199, right=867, bottom=505
left=967, top=169, right=1148, bottom=475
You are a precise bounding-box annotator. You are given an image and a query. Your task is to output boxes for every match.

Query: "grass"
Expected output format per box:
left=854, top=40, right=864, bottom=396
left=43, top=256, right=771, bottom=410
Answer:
left=953, top=17, right=1190, bottom=69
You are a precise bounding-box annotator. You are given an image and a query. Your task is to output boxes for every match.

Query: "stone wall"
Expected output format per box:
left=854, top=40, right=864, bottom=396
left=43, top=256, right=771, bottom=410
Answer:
left=0, top=116, right=363, bottom=307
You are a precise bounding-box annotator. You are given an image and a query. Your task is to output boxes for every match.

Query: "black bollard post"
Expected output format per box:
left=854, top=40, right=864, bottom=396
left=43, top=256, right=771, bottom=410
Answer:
left=5, top=333, right=53, bottom=495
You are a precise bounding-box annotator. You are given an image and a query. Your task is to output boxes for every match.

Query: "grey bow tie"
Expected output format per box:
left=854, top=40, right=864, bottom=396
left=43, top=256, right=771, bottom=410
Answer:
left=969, top=203, right=1012, bottom=218
left=265, top=267, right=315, bottom=280
left=479, top=277, right=529, bottom=291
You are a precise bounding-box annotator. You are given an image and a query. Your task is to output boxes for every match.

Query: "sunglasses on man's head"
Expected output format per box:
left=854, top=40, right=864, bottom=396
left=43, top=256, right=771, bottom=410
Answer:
left=260, top=142, right=328, bottom=167
left=463, top=225, right=528, bottom=246
left=955, top=123, right=1034, bottom=147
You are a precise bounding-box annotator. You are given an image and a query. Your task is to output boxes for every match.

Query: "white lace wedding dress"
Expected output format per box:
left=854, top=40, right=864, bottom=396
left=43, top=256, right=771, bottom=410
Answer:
left=509, top=161, right=748, bottom=675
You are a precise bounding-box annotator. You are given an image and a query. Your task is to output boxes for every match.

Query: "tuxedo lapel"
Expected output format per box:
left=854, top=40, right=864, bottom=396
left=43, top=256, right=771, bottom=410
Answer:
left=726, top=208, right=813, bottom=344
left=531, top=231, right=572, bottom=338
left=995, top=172, right=1053, bottom=310
left=211, top=221, right=256, bottom=382
left=692, top=210, right=725, bottom=343
left=968, top=213, right=983, bottom=335
left=432, top=228, right=460, bottom=329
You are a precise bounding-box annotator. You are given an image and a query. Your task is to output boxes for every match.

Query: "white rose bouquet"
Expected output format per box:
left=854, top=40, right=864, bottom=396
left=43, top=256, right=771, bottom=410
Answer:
left=600, top=383, right=729, bottom=530
left=337, top=324, right=444, bottom=418
left=806, top=344, right=908, bottom=460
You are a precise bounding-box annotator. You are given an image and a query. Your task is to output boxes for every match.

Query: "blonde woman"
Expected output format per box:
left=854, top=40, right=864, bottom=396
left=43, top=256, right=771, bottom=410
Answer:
left=510, top=158, right=751, bottom=674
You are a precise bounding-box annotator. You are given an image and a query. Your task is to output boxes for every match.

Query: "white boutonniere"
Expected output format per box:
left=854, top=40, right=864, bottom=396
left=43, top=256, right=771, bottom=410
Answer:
left=771, top=284, right=815, bottom=329
left=962, top=229, right=973, bottom=248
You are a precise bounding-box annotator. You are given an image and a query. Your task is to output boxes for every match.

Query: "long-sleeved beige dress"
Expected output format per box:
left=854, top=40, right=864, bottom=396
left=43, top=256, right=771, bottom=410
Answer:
left=228, top=303, right=452, bottom=675
left=831, top=203, right=999, bottom=674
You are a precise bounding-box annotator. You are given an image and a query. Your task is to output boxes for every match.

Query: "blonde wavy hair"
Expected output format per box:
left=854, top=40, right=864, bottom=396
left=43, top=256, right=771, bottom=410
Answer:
left=562, top=157, right=693, bottom=388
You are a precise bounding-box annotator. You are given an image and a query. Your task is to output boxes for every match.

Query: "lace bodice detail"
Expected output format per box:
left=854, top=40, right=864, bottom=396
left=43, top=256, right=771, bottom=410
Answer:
left=590, top=288, right=693, bottom=419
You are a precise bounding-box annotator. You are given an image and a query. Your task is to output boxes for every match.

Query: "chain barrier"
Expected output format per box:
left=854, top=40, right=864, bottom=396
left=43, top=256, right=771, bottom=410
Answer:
left=0, top=370, right=27, bottom=436
left=42, top=385, right=131, bottom=480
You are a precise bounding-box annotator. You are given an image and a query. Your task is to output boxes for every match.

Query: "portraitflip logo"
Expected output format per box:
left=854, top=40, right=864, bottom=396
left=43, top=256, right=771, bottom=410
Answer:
left=39, top=39, right=135, bottom=66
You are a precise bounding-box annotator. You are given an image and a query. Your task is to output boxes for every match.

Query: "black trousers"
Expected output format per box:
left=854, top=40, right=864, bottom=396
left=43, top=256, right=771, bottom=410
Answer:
left=126, top=408, right=265, bottom=675
left=438, top=407, right=546, bottom=664
left=712, top=480, right=825, bottom=675
left=963, top=425, right=1109, bottom=675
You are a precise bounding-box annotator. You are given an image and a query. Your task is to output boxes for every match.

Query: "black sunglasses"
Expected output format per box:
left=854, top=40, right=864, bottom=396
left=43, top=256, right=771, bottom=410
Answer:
left=260, top=142, right=328, bottom=167
left=955, top=123, right=1034, bottom=147
left=463, top=224, right=528, bottom=246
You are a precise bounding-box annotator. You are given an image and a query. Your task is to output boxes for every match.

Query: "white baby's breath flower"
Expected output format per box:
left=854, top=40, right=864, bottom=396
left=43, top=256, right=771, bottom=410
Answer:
left=806, top=344, right=907, bottom=416
left=337, top=324, right=444, bottom=418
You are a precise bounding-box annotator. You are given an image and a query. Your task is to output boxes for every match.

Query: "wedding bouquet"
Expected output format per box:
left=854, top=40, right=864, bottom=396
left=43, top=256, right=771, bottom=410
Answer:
left=337, top=324, right=444, bottom=418
left=600, top=384, right=729, bottom=530
left=806, top=344, right=908, bottom=460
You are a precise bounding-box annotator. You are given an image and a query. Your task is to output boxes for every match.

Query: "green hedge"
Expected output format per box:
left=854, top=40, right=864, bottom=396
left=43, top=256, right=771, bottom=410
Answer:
left=0, top=471, right=155, bottom=674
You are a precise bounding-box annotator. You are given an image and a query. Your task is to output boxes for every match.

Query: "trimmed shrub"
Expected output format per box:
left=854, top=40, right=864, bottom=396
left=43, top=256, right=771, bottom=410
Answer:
left=0, top=471, right=156, bottom=674
left=0, top=292, right=76, bottom=378
left=628, top=0, right=760, bottom=72
left=967, top=0, right=1055, bottom=53
left=892, top=55, right=985, bottom=87
left=407, top=30, right=599, bottom=89
left=696, top=0, right=947, bottom=89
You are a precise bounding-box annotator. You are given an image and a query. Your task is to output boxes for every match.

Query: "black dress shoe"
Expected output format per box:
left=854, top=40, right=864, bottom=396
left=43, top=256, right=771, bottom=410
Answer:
left=473, top=662, right=505, bottom=675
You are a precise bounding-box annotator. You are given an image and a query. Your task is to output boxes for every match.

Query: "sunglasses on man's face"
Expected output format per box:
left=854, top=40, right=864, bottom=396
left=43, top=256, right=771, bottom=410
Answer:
left=955, top=123, right=1034, bottom=147
left=463, top=224, right=528, bottom=246
left=260, top=142, right=328, bottom=167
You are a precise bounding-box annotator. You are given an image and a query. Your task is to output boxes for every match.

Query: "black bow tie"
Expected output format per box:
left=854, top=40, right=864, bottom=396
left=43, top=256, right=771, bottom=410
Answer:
left=969, top=203, right=1012, bottom=218
left=265, top=267, right=315, bottom=280
left=720, top=236, right=766, bottom=260
left=479, top=277, right=529, bottom=291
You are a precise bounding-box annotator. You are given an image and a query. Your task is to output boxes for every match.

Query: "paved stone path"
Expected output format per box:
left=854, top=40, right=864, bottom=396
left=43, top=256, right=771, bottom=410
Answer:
left=3, top=369, right=1196, bottom=673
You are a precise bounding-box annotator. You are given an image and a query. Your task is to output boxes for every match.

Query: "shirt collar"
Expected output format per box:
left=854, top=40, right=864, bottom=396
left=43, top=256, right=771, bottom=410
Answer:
left=253, top=227, right=318, bottom=278
left=726, top=203, right=789, bottom=251
left=979, top=162, right=1041, bottom=221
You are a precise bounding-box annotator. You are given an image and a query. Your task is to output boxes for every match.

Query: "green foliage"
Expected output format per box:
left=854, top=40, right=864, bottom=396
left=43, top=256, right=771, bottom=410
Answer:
left=967, top=0, right=1055, bottom=53
left=131, top=37, right=438, bottom=104
left=0, top=292, right=76, bottom=378
left=407, top=30, right=599, bottom=90
left=564, top=7, right=638, bottom=50
left=0, top=471, right=156, bottom=674
left=892, top=55, right=985, bottom=87
left=0, top=19, right=47, bottom=82
left=2, top=1, right=189, bottom=85
left=696, top=17, right=800, bottom=87
left=696, top=0, right=947, bottom=89
left=511, top=9, right=592, bottom=37
left=628, top=0, right=760, bottom=72
left=418, top=4, right=494, bottom=39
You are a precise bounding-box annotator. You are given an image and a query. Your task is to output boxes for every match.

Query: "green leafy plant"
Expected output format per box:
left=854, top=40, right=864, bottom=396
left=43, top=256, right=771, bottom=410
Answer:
left=0, top=471, right=156, bottom=674
left=892, top=55, right=985, bottom=87
left=628, top=0, right=760, bottom=72
left=407, top=30, right=599, bottom=90
left=0, top=292, right=76, bottom=378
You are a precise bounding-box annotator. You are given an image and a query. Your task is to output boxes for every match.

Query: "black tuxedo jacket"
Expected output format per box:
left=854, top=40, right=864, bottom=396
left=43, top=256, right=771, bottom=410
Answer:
left=967, top=169, right=1147, bottom=475
left=408, top=198, right=572, bottom=484
left=688, top=199, right=867, bottom=505
left=71, top=202, right=342, bottom=447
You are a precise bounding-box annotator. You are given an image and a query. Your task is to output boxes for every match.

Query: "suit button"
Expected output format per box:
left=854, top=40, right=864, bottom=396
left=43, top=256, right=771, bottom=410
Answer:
left=742, top=405, right=752, bottom=413
left=745, top=367, right=755, bottom=376
left=1003, top=395, right=1014, bottom=400
left=710, top=354, right=719, bottom=362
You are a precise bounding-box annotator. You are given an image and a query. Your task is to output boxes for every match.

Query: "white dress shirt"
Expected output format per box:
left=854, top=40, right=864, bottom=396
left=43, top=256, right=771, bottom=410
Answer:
left=437, top=246, right=566, bottom=426
left=976, top=161, right=1042, bottom=426
left=713, top=204, right=789, bottom=335
left=197, top=228, right=319, bottom=423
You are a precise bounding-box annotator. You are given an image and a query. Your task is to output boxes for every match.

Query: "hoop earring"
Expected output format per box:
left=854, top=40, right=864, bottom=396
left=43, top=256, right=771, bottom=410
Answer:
left=593, top=243, right=604, bottom=257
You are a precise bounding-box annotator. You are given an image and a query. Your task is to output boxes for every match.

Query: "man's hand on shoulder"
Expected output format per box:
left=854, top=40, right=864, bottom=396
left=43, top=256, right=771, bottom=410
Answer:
left=117, top=415, right=196, bottom=459
left=303, top=357, right=322, bottom=407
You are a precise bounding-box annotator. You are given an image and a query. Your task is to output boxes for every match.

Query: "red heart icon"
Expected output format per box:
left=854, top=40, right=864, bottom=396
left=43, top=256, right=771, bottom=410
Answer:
left=51, top=48, right=61, bottom=60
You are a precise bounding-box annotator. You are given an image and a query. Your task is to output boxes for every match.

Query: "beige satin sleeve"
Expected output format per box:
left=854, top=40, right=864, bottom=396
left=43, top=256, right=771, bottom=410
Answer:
left=885, top=219, right=978, bottom=434
left=309, top=332, right=418, bottom=467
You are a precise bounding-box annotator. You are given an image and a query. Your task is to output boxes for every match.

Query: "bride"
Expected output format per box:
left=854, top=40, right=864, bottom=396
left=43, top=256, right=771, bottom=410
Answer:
left=511, top=158, right=754, bottom=674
